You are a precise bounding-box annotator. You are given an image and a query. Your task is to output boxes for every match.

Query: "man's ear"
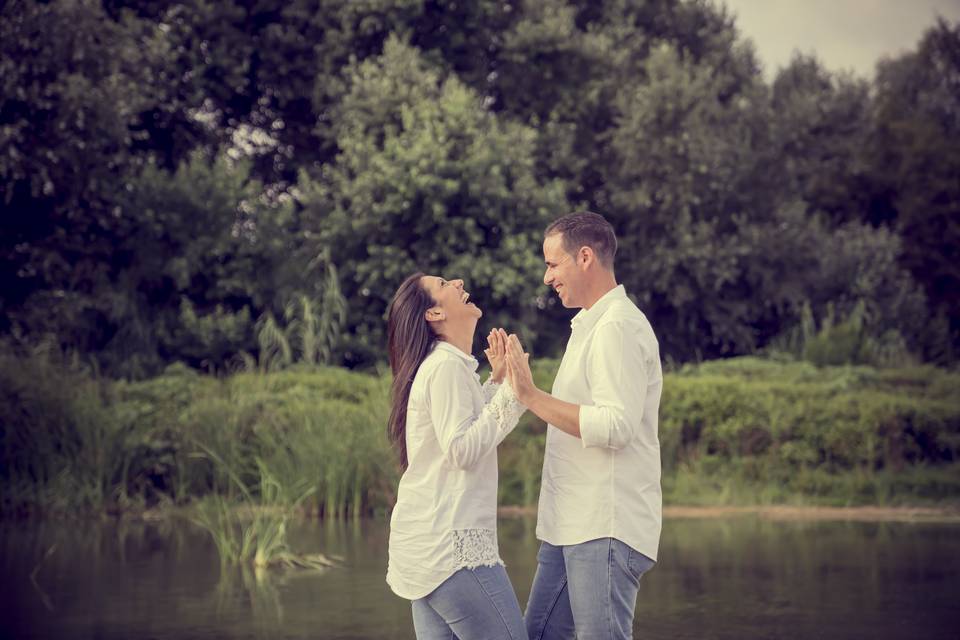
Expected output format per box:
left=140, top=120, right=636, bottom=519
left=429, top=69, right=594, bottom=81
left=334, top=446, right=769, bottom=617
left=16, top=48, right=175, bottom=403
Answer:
left=578, top=246, right=595, bottom=270
left=425, top=307, right=445, bottom=322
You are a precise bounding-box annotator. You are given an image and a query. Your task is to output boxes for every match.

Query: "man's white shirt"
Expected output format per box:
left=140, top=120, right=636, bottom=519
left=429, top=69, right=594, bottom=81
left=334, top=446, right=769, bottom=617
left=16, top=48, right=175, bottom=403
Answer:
left=536, top=284, right=663, bottom=561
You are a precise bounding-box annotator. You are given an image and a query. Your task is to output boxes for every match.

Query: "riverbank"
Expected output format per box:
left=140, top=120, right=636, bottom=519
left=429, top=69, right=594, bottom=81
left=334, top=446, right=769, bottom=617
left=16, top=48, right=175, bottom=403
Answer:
left=23, top=502, right=960, bottom=525
left=499, top=504, right=960, bottom=522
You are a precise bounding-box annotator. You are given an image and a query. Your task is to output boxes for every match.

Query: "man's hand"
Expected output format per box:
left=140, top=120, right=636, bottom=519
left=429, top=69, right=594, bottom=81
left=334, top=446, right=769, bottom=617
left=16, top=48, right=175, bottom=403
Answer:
left=505, top=333, right=536, bottom=404
left=484, top=327, right=509, bottom=383
left=506, top=333, right=582, bottom=437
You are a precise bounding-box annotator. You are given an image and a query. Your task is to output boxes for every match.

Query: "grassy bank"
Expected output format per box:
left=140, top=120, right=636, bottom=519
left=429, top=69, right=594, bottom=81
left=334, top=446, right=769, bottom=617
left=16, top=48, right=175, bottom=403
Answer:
left=2, top=349, right=959, bottom=517
left=0, top=351, right=397, bottom=517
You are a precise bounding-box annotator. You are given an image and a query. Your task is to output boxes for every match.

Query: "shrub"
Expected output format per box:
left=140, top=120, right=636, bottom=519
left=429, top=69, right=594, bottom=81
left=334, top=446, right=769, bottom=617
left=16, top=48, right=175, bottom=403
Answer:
left=2, top=348, right=957, bottom=513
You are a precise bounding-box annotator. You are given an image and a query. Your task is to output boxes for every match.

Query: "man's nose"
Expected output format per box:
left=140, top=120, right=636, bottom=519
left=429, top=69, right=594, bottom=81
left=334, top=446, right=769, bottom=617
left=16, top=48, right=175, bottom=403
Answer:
left=543, top=270, right=552, bottom=286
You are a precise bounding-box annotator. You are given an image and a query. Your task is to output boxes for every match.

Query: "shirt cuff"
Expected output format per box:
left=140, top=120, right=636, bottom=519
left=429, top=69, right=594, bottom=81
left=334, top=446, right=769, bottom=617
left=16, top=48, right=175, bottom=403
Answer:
left=497, top=380, right=522, bottom=407
left=578, top=405, right=607, bottom=448
left=492, top=382, right=525, bottom=430
left=481, top=376, right=502, bottom=403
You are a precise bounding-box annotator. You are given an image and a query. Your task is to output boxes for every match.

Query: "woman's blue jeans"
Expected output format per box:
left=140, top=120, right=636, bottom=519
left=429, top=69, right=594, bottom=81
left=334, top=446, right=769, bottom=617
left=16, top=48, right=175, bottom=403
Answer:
left=524, top=538, right=656, bottom=640
left=411, top=564, right=529, bottom=640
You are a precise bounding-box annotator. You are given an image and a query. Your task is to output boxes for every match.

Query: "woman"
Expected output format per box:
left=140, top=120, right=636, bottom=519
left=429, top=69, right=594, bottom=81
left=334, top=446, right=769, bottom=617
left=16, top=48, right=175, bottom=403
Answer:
left=386, top=272, right=531, bottom=640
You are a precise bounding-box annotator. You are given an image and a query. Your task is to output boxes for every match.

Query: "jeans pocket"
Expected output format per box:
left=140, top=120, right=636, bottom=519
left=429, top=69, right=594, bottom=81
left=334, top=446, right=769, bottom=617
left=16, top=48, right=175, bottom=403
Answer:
left=626, top=549, right=655, bottom=580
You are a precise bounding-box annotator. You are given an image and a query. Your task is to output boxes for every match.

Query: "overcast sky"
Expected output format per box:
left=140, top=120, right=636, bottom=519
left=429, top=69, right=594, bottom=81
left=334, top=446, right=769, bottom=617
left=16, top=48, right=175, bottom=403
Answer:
left=719, top=0, right=960, bottom=80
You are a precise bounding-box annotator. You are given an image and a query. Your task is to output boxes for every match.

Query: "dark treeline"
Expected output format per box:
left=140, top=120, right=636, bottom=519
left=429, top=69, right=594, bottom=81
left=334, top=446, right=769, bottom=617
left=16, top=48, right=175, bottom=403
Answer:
left=2, top=1, right=958, bottom=376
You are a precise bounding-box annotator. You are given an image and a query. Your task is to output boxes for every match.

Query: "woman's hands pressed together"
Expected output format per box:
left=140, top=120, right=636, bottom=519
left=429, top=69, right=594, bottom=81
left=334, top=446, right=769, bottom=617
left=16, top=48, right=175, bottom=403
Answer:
left=484, top=328, right=509, bottom=383
left=486, top=328, right=539, bottom=405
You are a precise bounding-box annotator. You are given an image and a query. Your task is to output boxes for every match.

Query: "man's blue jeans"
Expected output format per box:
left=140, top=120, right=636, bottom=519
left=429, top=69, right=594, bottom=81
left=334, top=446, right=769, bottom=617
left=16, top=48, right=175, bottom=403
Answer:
left=524, top=538, right=655, bottom=640
left=411, top=564, right=529, bottom=640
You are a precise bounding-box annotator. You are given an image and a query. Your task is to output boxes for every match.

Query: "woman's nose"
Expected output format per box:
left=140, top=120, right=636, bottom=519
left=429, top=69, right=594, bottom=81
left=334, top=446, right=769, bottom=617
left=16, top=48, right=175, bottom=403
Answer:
left=454, top=279, right=464, bottom=289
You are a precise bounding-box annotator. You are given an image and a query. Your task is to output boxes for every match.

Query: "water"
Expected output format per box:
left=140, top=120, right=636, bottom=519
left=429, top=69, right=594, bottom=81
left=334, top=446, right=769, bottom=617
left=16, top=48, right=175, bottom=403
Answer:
left=1, top=514, right=957, bottom=639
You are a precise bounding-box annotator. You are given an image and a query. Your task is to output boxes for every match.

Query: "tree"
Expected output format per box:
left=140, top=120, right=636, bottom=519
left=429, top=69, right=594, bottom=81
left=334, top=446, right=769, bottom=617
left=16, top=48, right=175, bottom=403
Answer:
left=0, top=1, right=169, bottom=348
left=771, top=54, right=873, bottom=225
left=298, top=37, right=568, bottom=365
left=1, top=2, right=951, bottom=371
left=108, top=152, right=309, bottom=375
left=600, top=42, right=776, bottom=357
left=868, top=19, right=960, bottom=362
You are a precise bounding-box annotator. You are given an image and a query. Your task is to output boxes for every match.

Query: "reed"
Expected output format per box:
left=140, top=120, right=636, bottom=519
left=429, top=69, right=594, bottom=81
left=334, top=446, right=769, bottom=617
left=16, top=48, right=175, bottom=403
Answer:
left=191, top=456, right=338, bottom=569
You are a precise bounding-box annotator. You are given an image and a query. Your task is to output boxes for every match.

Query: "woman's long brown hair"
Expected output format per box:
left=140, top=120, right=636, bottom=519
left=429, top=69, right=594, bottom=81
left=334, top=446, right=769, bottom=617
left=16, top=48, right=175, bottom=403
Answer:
left=386, top=273, right=437, bottom=470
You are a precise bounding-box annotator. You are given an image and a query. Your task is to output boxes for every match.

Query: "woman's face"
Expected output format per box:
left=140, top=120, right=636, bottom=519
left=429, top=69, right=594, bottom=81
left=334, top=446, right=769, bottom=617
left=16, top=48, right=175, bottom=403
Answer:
left=420, top=275, right=483, bottom=325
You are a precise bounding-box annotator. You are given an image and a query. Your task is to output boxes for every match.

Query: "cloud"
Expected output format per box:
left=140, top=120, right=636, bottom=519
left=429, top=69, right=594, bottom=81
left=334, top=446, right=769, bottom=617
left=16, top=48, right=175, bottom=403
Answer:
left=721, top=0, right=960, bottom=79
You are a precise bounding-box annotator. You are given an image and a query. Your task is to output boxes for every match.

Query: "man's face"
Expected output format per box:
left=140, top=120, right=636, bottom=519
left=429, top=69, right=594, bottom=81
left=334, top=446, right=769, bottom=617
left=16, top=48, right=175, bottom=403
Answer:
left=543, top=233, right=582, bottom=309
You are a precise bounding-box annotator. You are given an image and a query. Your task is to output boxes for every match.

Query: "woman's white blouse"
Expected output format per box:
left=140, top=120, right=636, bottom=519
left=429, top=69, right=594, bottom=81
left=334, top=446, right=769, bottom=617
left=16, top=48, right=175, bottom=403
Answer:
left=386, top=341, right=525, bottom=600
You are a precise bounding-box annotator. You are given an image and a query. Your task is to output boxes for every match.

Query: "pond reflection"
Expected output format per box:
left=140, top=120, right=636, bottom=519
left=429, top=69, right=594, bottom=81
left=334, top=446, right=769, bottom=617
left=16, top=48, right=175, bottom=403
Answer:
left=1, top=514, right=957, bottom=639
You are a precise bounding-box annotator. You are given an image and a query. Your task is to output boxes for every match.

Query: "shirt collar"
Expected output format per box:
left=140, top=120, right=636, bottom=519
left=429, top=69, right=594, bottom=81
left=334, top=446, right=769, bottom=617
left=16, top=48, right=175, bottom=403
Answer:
left=571, top=285, right=627, bottom=331
left=433, top=340, right=479, bottom=371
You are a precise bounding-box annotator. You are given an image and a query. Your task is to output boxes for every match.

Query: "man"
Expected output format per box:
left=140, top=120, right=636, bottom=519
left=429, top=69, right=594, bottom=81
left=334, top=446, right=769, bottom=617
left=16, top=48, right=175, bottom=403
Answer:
left=504, top=211, right=663, bottom=640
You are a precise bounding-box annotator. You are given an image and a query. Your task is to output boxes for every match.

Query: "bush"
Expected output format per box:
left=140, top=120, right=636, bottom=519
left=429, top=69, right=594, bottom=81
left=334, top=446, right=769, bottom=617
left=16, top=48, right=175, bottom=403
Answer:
left=2, top=347, right=958, bottom=514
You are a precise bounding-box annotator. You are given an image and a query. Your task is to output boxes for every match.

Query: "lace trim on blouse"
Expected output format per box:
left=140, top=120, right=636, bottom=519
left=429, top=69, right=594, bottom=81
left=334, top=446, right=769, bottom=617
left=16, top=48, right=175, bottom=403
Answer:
left=486, top=380, right=525, bottom=429
left=451, top=528, right=503, bottom=569
left=480, top=377, right=500, bottom=403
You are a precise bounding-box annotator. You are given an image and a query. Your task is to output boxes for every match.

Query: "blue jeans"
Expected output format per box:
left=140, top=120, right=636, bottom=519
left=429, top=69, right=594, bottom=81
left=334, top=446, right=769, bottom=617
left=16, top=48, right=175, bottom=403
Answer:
left=412, top=564, right=529, bottom=640
left=524, top=538, right=655, bottom=640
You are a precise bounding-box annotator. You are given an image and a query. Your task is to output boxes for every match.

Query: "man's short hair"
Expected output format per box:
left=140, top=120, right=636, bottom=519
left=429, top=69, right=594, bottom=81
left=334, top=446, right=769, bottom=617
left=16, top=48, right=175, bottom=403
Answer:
left=545, top=211, right=617, bottom=270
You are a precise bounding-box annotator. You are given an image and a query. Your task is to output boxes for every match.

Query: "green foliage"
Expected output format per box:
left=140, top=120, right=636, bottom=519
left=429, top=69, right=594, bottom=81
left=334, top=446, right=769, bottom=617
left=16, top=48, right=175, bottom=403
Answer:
left=0, top=2, right=158, bottom=202
left=285, top=266, right=348, bottom=366
left=0, top=340, right=208, bottom=513
left=813, top=223, right=927, bottom=344
left=867, top=19, right=960, bottom=363
left=0, top=343, right=398, bottom=516
left=253, top=312, right=294, bottom=372
left=771, top=55, right=873, bottom=222
left=174, top=299, right=253, bottom=367
left=299, top=36, right=568, bottom=364
left=246, top=272, right=348, bottom=372
left=2, top=346, right=959, bottom=514
left=1, top=0, right=169, bottom=361
left=657, top=358, right=960, bottom=505
left=770, top=301, right=915, bottom=368
left=596, top=40, right=802, bottom=358
left=1, top=3, right=958, bottom=372
left=498, top=355, right=960, bottom=506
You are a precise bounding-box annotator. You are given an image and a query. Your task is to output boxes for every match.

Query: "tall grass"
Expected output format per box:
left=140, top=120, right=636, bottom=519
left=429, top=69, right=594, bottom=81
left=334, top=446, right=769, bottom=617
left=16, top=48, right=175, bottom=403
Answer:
left=0, top=344, right=158, bottom=514
left=0, top=346, right=398, bottom=517
left=767, top=301, right=915, bottom=368
left=190, top=456, right=336, bottom=569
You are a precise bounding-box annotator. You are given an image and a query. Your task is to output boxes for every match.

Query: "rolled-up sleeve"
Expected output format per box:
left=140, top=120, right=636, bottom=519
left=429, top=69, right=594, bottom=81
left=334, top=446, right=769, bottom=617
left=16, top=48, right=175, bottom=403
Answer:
left=579, top=320, right=648, bottom=449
